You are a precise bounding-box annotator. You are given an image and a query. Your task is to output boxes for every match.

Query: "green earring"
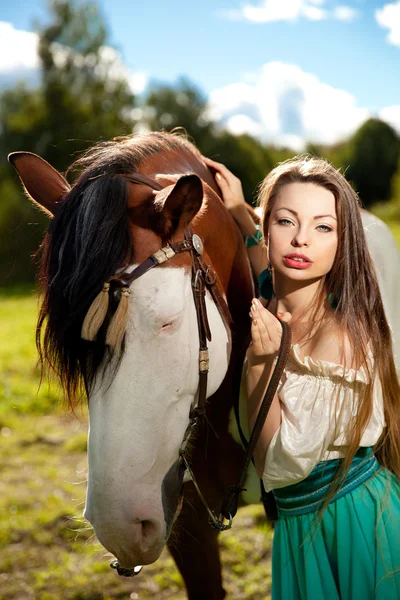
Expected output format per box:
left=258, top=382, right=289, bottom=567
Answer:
left=327, top=292, right=339, bottom=309
left=258, top=266, right=274, bottom=300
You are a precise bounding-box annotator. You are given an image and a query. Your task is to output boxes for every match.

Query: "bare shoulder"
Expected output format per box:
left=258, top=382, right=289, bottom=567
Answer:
left=306, top=321, right=358, bottom=368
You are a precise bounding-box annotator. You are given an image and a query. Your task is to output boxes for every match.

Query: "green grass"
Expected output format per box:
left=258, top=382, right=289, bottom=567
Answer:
left=0, top=290, right=273, bottom=599
left=0, top=293, right=61, bottom=419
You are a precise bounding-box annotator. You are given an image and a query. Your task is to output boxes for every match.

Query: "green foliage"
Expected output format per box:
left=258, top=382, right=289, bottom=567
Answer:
left=37, top=0, right=135, bottom=170
left=370, top=164, right=400, bottom=244
left=0, top=176, right=48, bottom=285
left=346, top=119, right=400, bottom=208
left=144, top=77, right=214, bottom=150
left=203, top=131, right=285, bottom=204
left=305, top=140, right=350, bottom=171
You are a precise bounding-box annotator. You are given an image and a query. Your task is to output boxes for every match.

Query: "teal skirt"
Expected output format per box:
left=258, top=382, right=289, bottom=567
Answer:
left=271, top=449, right=400, bottom=599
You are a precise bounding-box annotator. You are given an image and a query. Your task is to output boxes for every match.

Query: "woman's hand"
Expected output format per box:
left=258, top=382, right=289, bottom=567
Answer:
left=203, top=157, right=246, bottom=211
left=247, top=299, right=291, bottom=366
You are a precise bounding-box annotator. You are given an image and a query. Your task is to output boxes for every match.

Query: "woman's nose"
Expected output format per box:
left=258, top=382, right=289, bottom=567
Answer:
left=291, top=230, right=309, bottom=247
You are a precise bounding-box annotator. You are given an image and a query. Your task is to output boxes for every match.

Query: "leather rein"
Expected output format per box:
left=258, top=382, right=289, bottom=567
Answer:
left=109, top=172, right=292, bottom=577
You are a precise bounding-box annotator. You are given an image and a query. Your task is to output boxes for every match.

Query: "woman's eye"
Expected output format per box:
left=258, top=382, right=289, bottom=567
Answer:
left=278, top=218, right=293, bottom=226
left=316, top=224, right=332, bottom=232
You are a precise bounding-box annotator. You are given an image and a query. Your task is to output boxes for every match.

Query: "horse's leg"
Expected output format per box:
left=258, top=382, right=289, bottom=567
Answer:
left=167, top=489, right=226, bottom=600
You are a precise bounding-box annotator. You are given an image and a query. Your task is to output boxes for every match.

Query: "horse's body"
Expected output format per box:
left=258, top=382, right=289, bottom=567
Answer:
left=9, top=133, right=254, bottom=599
left=361, top=210, right=400, bottom=372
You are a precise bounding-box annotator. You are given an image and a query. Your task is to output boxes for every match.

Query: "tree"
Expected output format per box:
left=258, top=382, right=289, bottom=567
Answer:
left=37, top=0, right=135, bottom=170
left=346, top=118, right=400, bottom=208
left=202, top=131, right=278, bottom=204
left=143, top=77, right=214, bottom=150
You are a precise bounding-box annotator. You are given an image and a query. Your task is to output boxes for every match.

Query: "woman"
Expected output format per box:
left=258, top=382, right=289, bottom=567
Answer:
left=204, top=155, right=400, bottom=599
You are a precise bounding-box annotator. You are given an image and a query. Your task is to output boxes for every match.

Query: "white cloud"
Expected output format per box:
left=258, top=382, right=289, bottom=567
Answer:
left=302, top=5, right=327, bottom=20
left=376, top=1, right=400, bottom=46
left=207, top=61, right=370, bottom=149
left=219, top=0, right=326, bottom=23
left=333, top=5, right=358, bottom=21
left=0, top=21, right=40, bottom=85
left=225, top=113, right=264, bottom=137
left=379, top=105, right=400, bottom=134
left=0, top=21, right=147, bottom=94
left=218, top=0, right=358, bottom=23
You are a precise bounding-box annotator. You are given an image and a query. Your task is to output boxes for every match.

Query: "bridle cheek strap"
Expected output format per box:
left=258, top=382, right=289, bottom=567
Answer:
left=118, top=225, right=231, bottom=424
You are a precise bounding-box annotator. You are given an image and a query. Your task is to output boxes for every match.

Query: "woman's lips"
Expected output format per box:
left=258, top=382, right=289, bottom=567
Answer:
left=283, top=254, right=313, bottom=269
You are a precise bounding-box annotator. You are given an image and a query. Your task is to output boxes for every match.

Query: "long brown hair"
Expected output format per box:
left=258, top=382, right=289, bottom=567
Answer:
left=258, top=155, right=400, bottom=481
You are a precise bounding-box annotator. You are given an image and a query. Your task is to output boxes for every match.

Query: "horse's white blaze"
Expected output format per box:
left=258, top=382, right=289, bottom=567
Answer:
left=84, top=267, right=231, bottom=565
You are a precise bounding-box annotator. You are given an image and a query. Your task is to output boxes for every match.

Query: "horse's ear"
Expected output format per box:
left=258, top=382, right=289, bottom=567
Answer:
left=152, top=174, right=203, bottom=237
left=8, top=151, right=71, bottom=217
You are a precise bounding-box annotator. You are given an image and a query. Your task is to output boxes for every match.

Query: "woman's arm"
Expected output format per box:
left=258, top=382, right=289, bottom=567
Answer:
left=246, top=299, right=291, bottom=477
left=247, top=360, right=281, bottom=477
left=203, top=157, right=269, bottom=280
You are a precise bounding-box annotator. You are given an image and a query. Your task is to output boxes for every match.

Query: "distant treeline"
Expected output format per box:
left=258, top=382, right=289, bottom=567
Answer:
left=1, top=0, right=399, bottom=284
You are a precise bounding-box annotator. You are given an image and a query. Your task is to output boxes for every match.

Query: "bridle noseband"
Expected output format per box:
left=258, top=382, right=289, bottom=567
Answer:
left=108, top=172, right=292, bottom=577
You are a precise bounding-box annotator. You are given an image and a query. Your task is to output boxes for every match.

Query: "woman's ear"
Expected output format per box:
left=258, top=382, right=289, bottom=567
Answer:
left=8, top=151, right=71, bottom=217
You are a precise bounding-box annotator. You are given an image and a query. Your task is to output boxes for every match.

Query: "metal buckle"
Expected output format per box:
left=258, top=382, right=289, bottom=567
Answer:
left=210, top=513, right=233, bottom=531
left=110, top=560, right=143, bottom=577
left=192, top=234, right=203, bottom=255
left=193, top=269, right=204, bottom=291
left=204, top=265, right=216, bottom=285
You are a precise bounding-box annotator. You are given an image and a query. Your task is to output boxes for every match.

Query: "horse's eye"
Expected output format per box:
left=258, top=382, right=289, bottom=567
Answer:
left=159, top=313, right=182, bottom=332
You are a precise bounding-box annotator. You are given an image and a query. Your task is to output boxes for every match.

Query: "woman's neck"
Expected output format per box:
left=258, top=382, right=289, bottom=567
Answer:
left=274, top=277, right=322, bottom=322
left=270, top=276, right=338, bottom=345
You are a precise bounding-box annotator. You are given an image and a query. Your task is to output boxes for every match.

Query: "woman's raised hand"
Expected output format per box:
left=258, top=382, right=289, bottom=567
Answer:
left=247, top=299, right=291, bottom=365
left=203, top=157, right=246, bottom=211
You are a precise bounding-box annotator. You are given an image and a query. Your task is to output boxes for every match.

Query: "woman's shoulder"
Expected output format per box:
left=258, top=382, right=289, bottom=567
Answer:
left=309, top=324, right=356, bottom=367
left=289, top=323, right=370, bottom=383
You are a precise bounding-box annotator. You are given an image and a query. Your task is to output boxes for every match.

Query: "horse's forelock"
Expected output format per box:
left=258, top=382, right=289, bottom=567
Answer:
left=39, top=173, right=132, bottom=406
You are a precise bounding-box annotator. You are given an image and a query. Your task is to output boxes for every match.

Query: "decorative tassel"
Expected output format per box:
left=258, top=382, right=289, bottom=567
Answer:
left=106, top=287, right=130, bottom=352
left=81, top=282, right=110, bottom=341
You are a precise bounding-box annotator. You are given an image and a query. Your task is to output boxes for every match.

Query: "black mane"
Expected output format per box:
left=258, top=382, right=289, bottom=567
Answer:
left=37, top=132, right=203, bottom=406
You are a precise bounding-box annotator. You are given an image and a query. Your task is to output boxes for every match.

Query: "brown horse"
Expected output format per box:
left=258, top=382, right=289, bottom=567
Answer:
left=9, top=132, right=256, bottom=599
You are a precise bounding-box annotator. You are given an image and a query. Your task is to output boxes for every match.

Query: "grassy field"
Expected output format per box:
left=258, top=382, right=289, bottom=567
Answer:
left=0, top=292, right=272, bottom=600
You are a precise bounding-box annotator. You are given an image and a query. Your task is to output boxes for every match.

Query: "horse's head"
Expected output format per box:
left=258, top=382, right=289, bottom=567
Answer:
left=9, top=132, right=252, bottom=568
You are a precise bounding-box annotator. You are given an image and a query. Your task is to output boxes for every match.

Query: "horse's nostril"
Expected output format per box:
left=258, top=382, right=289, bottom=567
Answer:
left=141, top=519, right=158, bottom=543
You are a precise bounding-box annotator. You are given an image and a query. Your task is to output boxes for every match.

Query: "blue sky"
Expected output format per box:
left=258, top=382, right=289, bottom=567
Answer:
left=1, top=0, right=400, bottom=148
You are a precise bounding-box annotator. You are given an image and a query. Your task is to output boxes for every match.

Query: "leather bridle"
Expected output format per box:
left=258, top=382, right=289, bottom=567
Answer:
left=108, top=172, right=292, bottom=577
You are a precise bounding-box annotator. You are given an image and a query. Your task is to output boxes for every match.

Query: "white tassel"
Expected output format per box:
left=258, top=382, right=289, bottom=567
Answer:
left=106, top=287, right=130, bottom=353
left=81, top=282, right=110, bottom=341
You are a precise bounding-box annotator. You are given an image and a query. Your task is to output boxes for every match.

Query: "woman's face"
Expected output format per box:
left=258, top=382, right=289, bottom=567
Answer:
left=268, top=182, right=338, bottom=284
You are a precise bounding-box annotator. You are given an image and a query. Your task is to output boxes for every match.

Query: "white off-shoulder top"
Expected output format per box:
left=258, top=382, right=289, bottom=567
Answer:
left=262, top=344, right=386, bottom=493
